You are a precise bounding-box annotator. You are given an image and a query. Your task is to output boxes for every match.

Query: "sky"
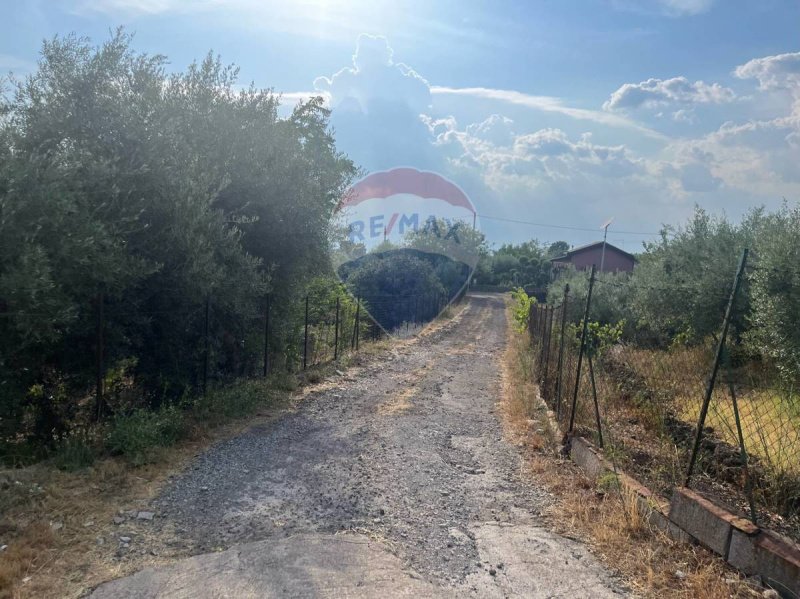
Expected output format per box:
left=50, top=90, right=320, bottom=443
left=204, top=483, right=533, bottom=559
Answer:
left=2, top=0, right=800, bottom=250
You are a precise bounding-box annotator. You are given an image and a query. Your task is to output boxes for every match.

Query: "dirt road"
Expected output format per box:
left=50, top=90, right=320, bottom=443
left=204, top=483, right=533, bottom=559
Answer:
left=91, top=294, right=627, bottom=598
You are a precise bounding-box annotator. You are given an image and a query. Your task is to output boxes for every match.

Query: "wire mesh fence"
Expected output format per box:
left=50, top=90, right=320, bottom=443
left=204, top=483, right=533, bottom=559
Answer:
left=527, top=257, right=800, bottom=544
left=0, top=285, right=458, bottom=462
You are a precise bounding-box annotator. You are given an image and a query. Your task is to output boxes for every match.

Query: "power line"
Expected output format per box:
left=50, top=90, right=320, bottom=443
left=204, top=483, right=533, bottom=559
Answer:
left=476, top=213, right=666, bottom=236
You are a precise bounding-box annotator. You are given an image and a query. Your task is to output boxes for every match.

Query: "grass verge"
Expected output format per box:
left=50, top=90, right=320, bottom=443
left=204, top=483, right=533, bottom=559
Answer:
left=499, top=299, right=763, bottom=599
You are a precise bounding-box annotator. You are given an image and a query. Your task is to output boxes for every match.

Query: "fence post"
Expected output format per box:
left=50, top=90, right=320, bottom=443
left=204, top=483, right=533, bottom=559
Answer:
left=726, top=372, right=758, bottom=524
left=203, top=294, right=210, bottom=394
left=334, top=297, right=340, bottom=361
left=685, top=248, right=749, bottom=486
left=355, top=297, right=361, bottom=351
left=542, top=305, right=555, bottom=393
left=94, top=291, right=104, bottom=421
left=538, top=305, right=548, bottom=381
left=352, top=297, right=360, bottom=350
left=528, top=302, right=535, bottom=342
left=555, top=285, right=569, bottom=419
left=568, top=265, right=596, bottom=434
left=303, top=294, right=309, bottom=370
left=263, top=293, right=271, bottom=377
left=587, top=354, right=604, bottom=448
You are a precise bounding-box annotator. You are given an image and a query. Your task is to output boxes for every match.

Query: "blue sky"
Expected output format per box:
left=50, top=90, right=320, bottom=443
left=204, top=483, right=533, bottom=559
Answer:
left=3, top=0, right=800, bottom=249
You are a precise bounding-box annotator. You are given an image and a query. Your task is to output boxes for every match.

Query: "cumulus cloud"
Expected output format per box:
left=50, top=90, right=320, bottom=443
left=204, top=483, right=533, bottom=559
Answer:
left=313, top=34, right=431, bottom=114
left=604, top=76, right=734, bottom=112
left=300, top=36, right=799, bottom=242
left=465, top=115, right=515, bottom=147
left=734, top=52, right=800, bottom=91
left=432, top=120, right=643, bottom=183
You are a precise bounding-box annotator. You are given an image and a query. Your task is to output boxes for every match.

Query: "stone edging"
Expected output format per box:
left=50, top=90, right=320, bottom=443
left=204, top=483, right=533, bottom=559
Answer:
left=566, top=435, right=799, bottom=598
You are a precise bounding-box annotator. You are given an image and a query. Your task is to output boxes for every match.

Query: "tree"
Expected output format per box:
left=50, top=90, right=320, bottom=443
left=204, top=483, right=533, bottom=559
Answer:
left=0, top=30, right=356, bottom=443
left=341, top=251, right=446, bottom=330
left=744, top=203, right=800, bottom=384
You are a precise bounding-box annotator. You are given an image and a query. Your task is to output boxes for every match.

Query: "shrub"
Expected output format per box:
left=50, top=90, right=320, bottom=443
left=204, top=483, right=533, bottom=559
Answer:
left=191, top=379, right=274, bottom=425
left=510, top=287, right=536, bottom=332
left=52, top=433, right=95, bottom=471
left=107, top=405, right=186, bottom=465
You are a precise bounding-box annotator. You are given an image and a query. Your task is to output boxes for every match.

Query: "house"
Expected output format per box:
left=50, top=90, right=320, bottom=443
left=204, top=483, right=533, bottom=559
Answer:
left=550, top=241, right=635, bottom=273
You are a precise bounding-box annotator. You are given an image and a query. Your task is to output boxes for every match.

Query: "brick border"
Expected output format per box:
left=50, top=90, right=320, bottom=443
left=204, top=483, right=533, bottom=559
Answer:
left=566, top=435, right=799, bottom=597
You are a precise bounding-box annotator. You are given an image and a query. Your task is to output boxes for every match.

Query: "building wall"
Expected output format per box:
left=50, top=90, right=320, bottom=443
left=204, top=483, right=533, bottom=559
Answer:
left=566, top=246, right=634, bottom=273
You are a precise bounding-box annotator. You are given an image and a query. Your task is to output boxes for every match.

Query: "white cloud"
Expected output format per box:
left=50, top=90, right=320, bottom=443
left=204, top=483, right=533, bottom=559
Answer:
left=314, top=34, right=430, bottom=114
left=465, top=114, right=515, bottom=147
left=278, top=90, right=329, bottom=107
left=432, top=86, right=667, bottom=139
left=604, top=76, right=734, bottom=112
left=302, top=36, right=799, bottom=243
left=734, top=52, right=800, bottom=91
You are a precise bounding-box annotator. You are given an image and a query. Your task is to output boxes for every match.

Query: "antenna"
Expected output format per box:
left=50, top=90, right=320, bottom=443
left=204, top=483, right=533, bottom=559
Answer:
left=599, top=217, right=614, bottom=272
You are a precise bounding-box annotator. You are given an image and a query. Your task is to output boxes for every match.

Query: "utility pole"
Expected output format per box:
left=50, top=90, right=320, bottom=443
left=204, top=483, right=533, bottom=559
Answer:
left=599, top=217, right=613, bottom=273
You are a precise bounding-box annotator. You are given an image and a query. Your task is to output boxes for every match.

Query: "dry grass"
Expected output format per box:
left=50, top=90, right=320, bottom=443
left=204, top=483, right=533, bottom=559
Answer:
left=622, top=344, right=800, bottom=476
left=499, top=302, right=762, bottom=599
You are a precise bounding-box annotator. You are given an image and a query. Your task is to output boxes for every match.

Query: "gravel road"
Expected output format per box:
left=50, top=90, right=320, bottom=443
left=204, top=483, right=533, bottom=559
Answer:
left=93, top=294, right=628, bottom=598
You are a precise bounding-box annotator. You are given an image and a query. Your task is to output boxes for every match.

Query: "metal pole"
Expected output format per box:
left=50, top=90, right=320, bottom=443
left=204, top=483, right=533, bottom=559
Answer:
left=303, top=295, right=309, bottom=370
left=600, top=225, right=609, bottom=273
left=569, top=266, right=596, bottom=433
left=726, top=370, right=758, bottom=524
left=543, top=305, right=555, bottom=394
left=263, top=293, right=271, bottom=377
left=685, top=249, right=749, bottom=486
left=538, top=306, right=548, bottom=381
left=528, top=302, right=535, bottom=341
left=587, top=354, right=604, bottom=448
left=95, top=291, right=104, bottom=421
left=555, top=285, right=569, bottom=418
left=355, top=298, right=360, bottom=351
left=203, top=294, right=210, bottom=394
left=334, top=297, right=340, bottom=361
left=350, top=297, right=361, bottom=351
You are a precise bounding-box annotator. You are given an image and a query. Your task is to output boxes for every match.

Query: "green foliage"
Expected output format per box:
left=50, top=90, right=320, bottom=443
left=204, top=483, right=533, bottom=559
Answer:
left=626, top=207, right=750, bottom=344
left=0, top=30, right=356, bottom=442
left=744, top=203, right=800, bottom=384
left=192, top=379, right=276, bottom=426
left=107, top=405, right=186, bottom=465
left=476, top=240, right=557, bottom=288
left=547, top=267, right=632, bottom=333
left=510, top=287, right=536, bottom=332
left=340, top=251, right=446, bottom=330
left=585, top=320, right=625, bottom=357
left=52, top=433, right=96, bottom=471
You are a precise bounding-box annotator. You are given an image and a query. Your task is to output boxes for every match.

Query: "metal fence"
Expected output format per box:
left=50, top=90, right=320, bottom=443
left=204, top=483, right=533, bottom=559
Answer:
left=0, top=286, right=455, bottom=453
left=527, top=255, right=800, bottom=544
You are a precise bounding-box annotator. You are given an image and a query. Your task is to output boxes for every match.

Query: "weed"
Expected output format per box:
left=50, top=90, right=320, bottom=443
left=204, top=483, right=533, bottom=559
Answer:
left=107, top=405, right=186, bottom=466
left=192, top=379, right=275, bottom=426
left=52, top=433, right=95, bottom=471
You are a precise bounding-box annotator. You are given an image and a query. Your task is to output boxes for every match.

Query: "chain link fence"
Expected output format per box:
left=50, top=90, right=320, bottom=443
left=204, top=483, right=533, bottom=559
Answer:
left=527, top=255, right=800, bottom=544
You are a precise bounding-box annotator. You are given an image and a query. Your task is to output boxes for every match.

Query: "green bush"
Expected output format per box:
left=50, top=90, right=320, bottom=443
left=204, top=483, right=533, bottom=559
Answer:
left=510, top=287, right=536, bottom=332
left=108, top=405, right=186, bottom=465
left=192, top=379, right=274, bottom=425
left=52, top=433, right=96, bottom=471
